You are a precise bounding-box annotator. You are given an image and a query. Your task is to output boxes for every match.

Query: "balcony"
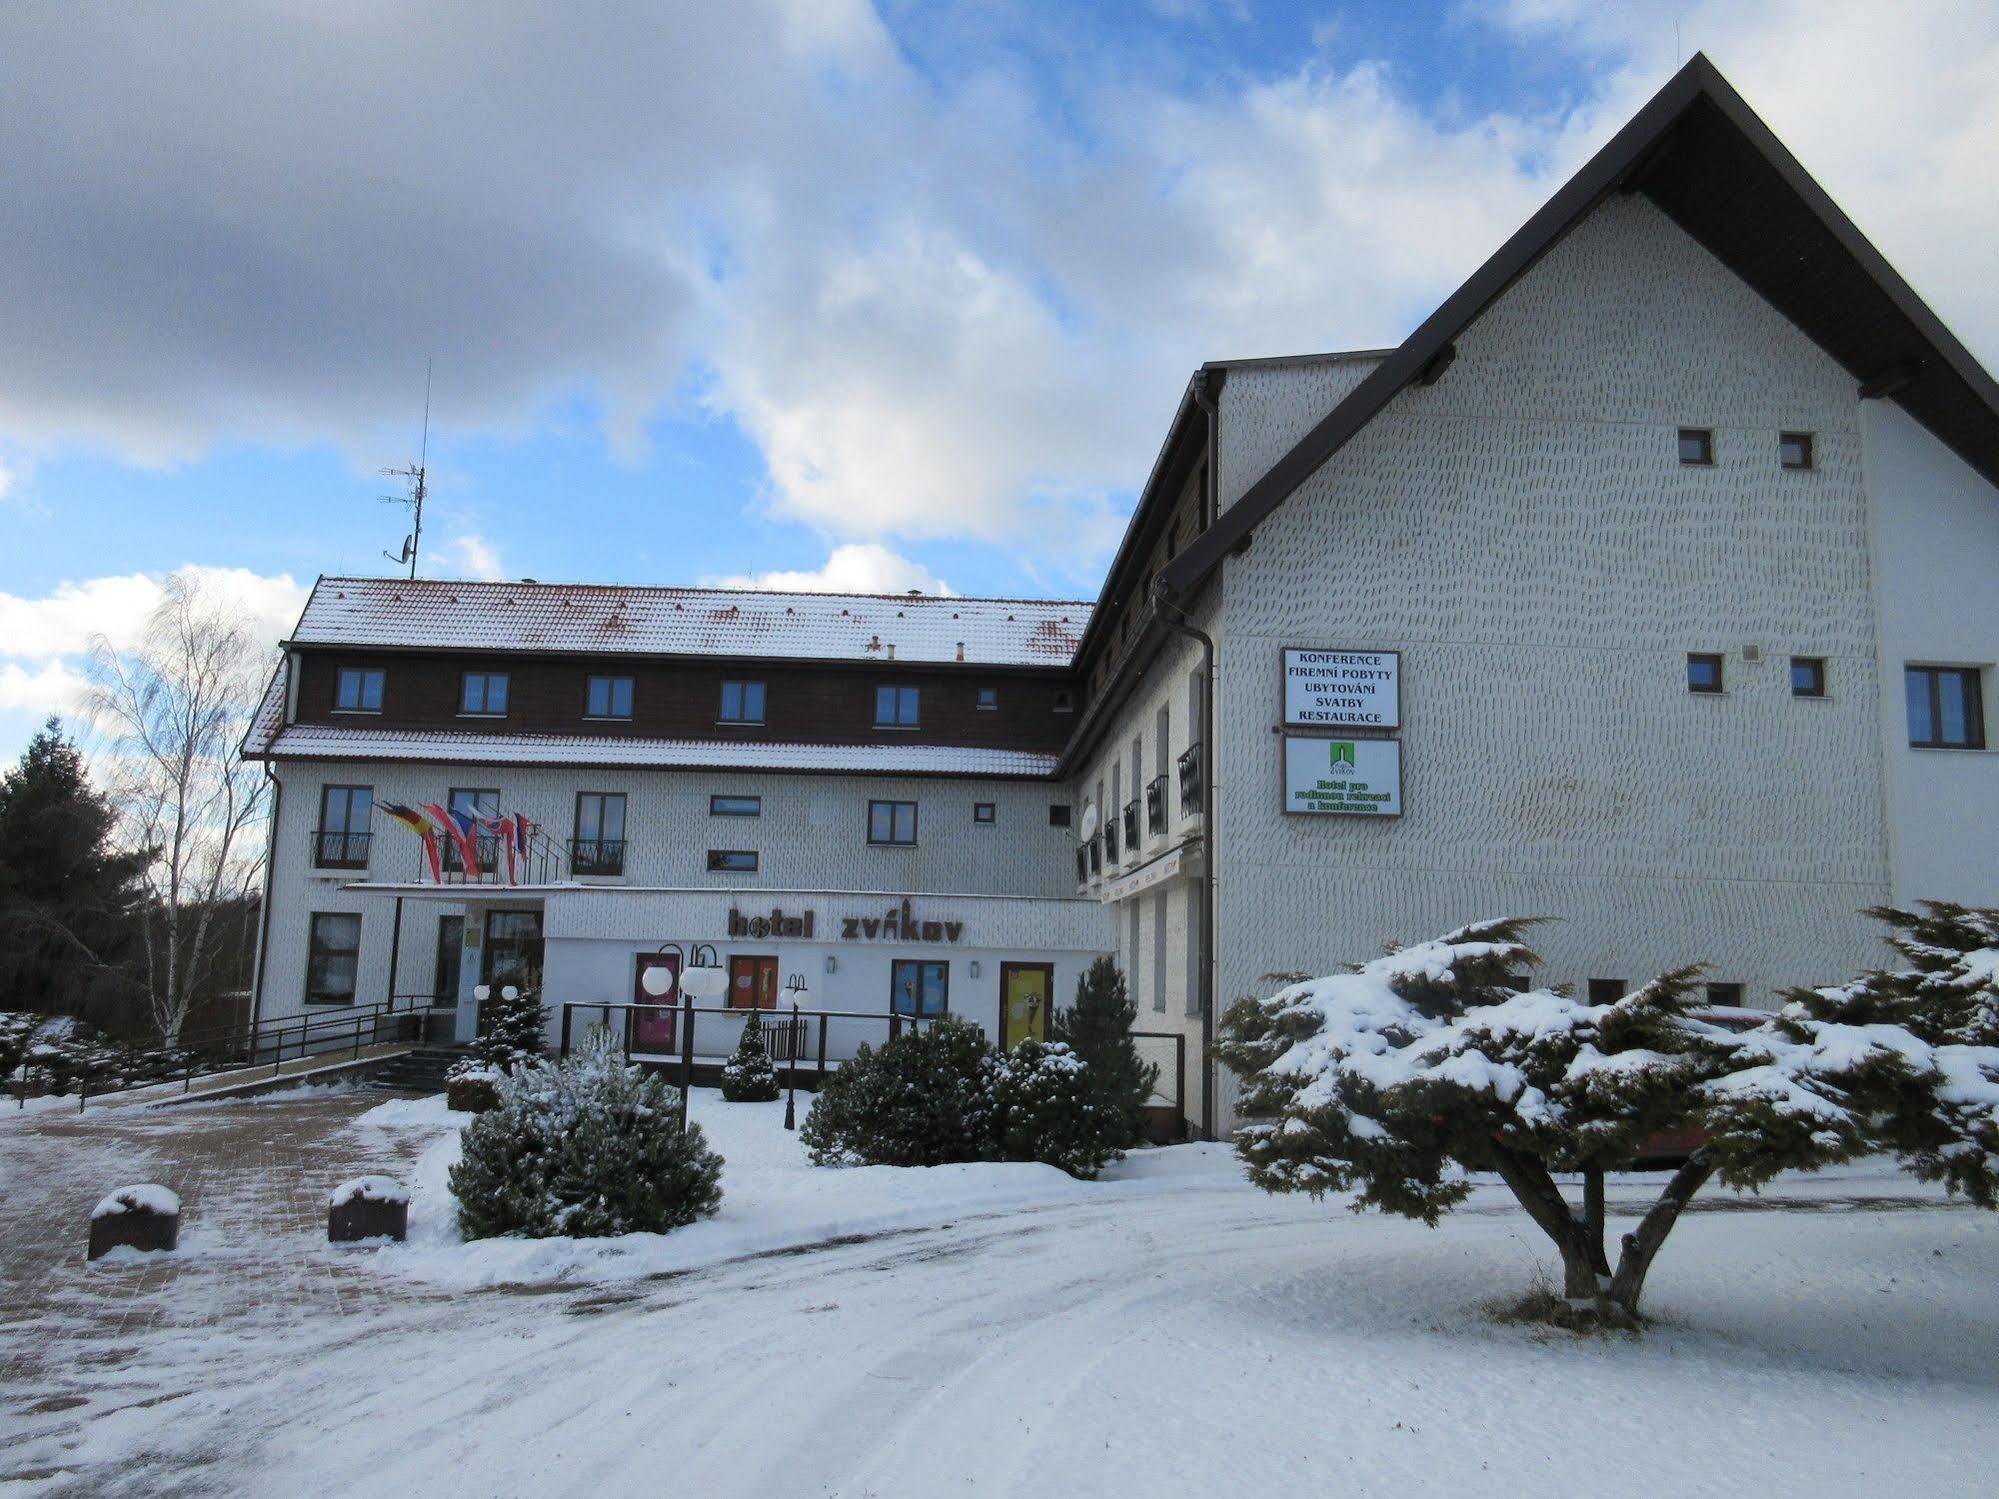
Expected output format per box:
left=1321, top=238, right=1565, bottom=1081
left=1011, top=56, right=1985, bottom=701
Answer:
left=1122, top=800, right=1139, bottom=851
left=442, top=836, right=501, bottom=877
left=1089, top=834, right=1102, bottom=875
left=311, top=830, right=372, bottom=870
left=570, top=837, right=627, bottom=877
left=1145, top=776, right=1166, bottom=834
left=1075, top=844, right=1090, bottom=884
left=1105, top=819, right=1120, bottom=865
left=1177, top=742, right=1204, bottom=813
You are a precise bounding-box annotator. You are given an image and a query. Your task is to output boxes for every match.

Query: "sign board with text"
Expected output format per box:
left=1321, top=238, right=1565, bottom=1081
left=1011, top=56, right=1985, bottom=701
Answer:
left=1283, top=736, right=1402, bottom=816
left=1282, top=648, right=1400, bottom=729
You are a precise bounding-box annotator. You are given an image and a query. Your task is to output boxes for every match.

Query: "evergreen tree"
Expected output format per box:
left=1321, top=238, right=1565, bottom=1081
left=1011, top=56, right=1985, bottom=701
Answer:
left=0, top=719, right=150, bottom=1024
left=802, top=1018, right=995, bottom=1167
left=463, top=971, right=548, bottom=1074
left=1050, top=957, right=1158, bottom=1148
left=987, top=1039, right=1120, bottom=1178
left=720, top=1010, right=781, bottom=1102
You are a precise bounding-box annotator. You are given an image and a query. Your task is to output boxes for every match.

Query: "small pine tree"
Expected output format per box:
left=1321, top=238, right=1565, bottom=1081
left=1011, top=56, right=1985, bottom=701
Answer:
left=720, top=1010, right=781, bottom=1102
left=802, top=1018, right=994, bottom=1167
left=1050, top=957, right=1158, bottom=1149
left=988, top=1039, right=1120, bottom=1178
left=450, top=1040, right=724, bottom=1239
left=463, top=970, right=548, bottom=1074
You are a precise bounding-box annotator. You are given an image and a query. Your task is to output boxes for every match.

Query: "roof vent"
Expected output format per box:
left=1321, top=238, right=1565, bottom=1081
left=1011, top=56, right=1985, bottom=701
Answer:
left=907, top=589, right=922, bottom=596
left=867, top=634, right=882, bottom=651
left=955, top=641, right=965, bottom=662
left=886, top=643, right=896, bottom=660
left=521, top=577, right=538, bottom=584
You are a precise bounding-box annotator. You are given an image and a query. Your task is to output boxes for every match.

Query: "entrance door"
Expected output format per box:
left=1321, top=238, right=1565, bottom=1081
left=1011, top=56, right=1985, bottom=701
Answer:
left=632, top=951, right=680, bottom=1051
left=1000, top=962, right=1054, bottom=1049
left=481, top=909, right=544, bottom=989
left=433, top=916, right=464, bottom=1006
left=729, top=954, right=779, bottom=1009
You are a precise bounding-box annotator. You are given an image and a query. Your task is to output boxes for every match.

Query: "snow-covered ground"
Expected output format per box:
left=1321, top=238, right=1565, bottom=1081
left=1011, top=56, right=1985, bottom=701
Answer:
left=3, top=1088, right=1996, bottom=1497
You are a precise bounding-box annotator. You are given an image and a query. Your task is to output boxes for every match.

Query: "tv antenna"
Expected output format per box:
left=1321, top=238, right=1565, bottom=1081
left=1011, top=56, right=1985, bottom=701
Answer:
left=380, top=359, right=432, bottom=578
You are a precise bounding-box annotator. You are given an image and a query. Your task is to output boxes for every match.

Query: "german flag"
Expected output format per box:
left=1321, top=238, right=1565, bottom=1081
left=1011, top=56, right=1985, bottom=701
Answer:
left=378, top=802, right=441, bottom=882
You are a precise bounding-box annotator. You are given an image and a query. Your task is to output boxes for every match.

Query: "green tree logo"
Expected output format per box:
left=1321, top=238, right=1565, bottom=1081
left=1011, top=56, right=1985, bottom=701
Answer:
left=1329, top=742, right=1356, bottom=768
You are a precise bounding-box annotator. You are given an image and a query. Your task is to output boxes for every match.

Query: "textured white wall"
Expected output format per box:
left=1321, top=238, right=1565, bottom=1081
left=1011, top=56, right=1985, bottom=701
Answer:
left=1209, top=196, right=1894, bottom=1124
left=1862, top=400, right=1999, bottom=905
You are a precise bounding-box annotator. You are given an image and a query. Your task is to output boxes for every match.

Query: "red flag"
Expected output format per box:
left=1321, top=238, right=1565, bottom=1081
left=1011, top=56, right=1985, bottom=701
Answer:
left=423, top=803, right=481, bottom=878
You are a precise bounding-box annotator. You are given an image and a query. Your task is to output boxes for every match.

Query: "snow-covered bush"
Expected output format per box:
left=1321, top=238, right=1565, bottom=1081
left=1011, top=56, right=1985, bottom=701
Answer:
left=1219, top=916, right=1954, bottom=1327
left=1, top=1011, right=40, bottom=1080
left=720, top=1011, right=780, bottom=1103
left=449, top=1041, right=723, bottom=1240
left=802, top=1019, right=995, bottom=1167
left=1049, top=958, right=1158, bottom=1150
left=454, top=978, right=547, bottom=1078
left=1781, top=902, right=1999, bottom=1206
left=987, top=1039, right=1120, bottom=1178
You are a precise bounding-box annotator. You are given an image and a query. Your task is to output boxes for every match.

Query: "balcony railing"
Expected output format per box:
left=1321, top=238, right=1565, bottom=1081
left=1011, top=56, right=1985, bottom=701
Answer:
left=1122, top=800, right=1140, bottom=849
left=442, top=835, right=501, bottom=876
left=1177, top=742, right=1204, bottom=812
left=1075, top=844, right=1090, bottom=884
left=1105, top=819, right=1119, bottom=865
left=570, top=837, right=627, bottom=877
left=1089, top=834, right=1102, bottom=874
left=1145, top=775, right=1166, bottom=834
left=311, top=830, right=372, bottom=869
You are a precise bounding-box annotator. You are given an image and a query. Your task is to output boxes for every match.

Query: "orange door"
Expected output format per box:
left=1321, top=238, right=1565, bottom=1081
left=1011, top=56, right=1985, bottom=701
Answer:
left=1000, top=963, right=1054, bottom=1049
left=728, top=954, right=778, bottom=1009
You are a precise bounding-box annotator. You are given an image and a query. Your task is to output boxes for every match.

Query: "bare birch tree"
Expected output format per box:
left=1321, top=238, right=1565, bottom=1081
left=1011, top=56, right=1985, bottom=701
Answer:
left=86, top=571, right=273, bottom=1043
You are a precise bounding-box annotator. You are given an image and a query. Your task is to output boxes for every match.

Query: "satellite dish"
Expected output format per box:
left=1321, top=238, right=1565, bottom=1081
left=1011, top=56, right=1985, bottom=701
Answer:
left=1077, top=800, right=1100, bottom=840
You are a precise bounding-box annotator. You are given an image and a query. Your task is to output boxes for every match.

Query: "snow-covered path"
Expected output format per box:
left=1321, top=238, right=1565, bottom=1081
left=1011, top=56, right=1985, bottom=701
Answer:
left=4, top=1091, right=1997, bottom=1497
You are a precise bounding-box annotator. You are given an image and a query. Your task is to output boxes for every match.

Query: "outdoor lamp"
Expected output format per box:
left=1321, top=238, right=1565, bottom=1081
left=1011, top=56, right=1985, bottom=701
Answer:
left=680, top=942, right=726, bottom=1000
left=784, top=973, right=810, bottom=1004
left=473, top=984, right=490, bottom=1002
left=501, top=985, right=519, bottom=1002
left=639, top=964, right=676, bottom=998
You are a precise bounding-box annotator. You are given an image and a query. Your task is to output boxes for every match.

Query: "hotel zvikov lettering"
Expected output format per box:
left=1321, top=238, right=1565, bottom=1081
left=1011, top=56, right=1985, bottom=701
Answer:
left=245, top=57, right=1999, bottom=1137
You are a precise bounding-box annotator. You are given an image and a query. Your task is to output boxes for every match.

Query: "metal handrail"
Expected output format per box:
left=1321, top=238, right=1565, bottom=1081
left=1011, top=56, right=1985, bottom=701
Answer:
left=568, top=836, right=627, bottom=876
left=311, top=829, right=373, bottom=868
left=1121, top=799, right=1140, bottom=847
left=1176, top=742, right=1204, bottom=811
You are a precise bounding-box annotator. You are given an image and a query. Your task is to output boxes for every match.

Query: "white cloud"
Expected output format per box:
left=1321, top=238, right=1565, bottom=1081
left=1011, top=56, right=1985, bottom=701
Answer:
left=704, top=542, right=953, bottom=596
left=430, top=533, right=507, bottom=581
left=0, top=659, right=88, bottom=714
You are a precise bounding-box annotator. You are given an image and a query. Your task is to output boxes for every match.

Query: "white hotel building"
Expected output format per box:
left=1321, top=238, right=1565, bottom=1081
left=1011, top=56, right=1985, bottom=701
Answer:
left=247, top=57, right=1999, bottom=1136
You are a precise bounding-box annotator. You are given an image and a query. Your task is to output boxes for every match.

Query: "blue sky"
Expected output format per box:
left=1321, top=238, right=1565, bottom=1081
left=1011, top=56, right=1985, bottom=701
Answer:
left=4, top=1, right=1998, bottom=760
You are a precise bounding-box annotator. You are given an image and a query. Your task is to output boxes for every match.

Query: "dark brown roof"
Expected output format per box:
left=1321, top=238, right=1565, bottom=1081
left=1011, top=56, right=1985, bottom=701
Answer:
left=1159, top=52, right=1999, bottom=597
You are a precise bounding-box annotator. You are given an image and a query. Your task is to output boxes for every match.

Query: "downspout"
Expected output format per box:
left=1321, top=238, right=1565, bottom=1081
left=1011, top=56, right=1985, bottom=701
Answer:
left=1156, top=365, right=1223, bottom=1140
left=245, top=651, right=294, bottom=1040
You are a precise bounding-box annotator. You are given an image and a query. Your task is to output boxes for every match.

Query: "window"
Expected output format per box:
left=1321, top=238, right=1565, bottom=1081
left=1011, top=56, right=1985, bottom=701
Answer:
left=586, top=675, right=634, bottom=720
left=1687, top=653, right=1725, bottom=694
left=1906, top=666, right=1986, bottom=749
left=1048, top=803, right=1072, bottom=828
left=460, top=671, right=509, bottom=716
left=1053, top=689, right=1075, bottom=713
left=334, top=666, right=384, bottom=713
left=1779, top=431, right=1815, bottom=470
left=890, top=959, right=949, bottom=1018
left=874, top=684, right=921, bottom=728
left=973, top=802, right=996, bottom=825
left=314, top=785, right=373, bottom=868
left=1587, top=979, right=1628, bottom=1004
left=719, top=680, right=766, bottom=724
left=976, top=687, right=999, bottom=711
left=443, top=788, right=499, bottom=873
left=305, top=913, right=362, bottom=1004
left=1678, top=427, right=1714, bottom=465
left=707, top=849, right=759, bottom=873
left=1705, top=982, right=1745, bottom=1008
left=868, top=799, right=918, bottom=845
left=710, top=795, right=762, bottom=818
left=572, top=792, right=627, bottom=876
left=1791, top=657, right=1827, bottom=698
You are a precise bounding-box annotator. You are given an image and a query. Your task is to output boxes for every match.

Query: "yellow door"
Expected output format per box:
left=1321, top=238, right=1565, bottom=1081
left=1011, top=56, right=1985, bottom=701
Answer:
left=1001, top=963, right=1053, bottom=1049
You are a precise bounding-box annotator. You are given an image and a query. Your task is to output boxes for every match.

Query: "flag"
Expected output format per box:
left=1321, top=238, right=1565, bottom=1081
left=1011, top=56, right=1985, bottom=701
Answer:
left=477, top=814, right=518, bottom=884
left=378, top=801, right=441, bottom=883
left=422, top=802, right=481, bottom=878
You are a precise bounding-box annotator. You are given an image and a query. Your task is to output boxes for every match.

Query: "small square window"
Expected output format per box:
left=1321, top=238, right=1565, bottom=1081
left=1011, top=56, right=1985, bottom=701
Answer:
left=1790, top=657, right=1826, bottom=698
left=719, top=680, right=766, bottom=724
left=1678, top=428, right=1714, bottom=465
left=461, top=671, right=509, bottom=716
left=1587, top=979, right=1627, bottom=1004
left=976, top=687, right=999, bottom=711
left=868, top=799, right=918, bottom=845
left=710, top=795, right=761, bottom=818
left=1052, top=690, right=1075, bottom=713
left=707, top=849, right=758, bottom=873
left=1687, top=653, right=1725, bottom=694
left=973, top=802, right=996, bottom=825
left=1704, top=982, right=1745, bottom=1009
left=1779, top=432, right=1814, bottom=470
left=874, top=685, right=920, bottom=728
left=335, top=667, right=385, bottom=713
left=1048, top=803, right=1072, bottom=828
left=586, top=675, right=634, bottom=719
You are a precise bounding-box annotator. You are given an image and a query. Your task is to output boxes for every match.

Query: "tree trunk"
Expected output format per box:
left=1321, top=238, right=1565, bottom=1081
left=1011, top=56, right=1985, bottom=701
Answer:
left=1487, top=1143, right=1598, bottom=1299
left=1607, top=1148, right=1717, bottom=1316
left=1583, top=1166, right=1611, bottom=1277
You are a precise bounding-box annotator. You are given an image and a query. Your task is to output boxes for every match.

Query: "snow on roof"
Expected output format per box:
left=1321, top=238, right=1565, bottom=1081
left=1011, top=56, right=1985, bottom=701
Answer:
left=288, top=576, right=1090, bottom=668
left=259, top=722, right=1060, bottom=778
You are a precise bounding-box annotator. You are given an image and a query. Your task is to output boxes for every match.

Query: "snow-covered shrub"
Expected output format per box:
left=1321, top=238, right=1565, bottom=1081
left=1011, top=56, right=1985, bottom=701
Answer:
left=802, top=1019, right=993, bottom=1167
left=445, top=1068, right=501, bottom=1113
left=449, top=1041, right=723, bottom=1240
left=987, top=1039, right=1120, bottom=1178
left=1782, top=902, right=1999, bottom=1206
left=456, top=976, right=548, bottom=1077
left=1219, top=916, right=1951, bottom=1327
left=1049, top=958, right=1158, bottom=1150
left=1, top=1011, right=39, bottom=1079
left=719, top=1011, right=780, bottom=1103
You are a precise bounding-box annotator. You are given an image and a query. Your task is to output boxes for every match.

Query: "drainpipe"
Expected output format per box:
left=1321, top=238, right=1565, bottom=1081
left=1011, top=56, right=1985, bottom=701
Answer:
left=245, top=650, right=294, bottom=1041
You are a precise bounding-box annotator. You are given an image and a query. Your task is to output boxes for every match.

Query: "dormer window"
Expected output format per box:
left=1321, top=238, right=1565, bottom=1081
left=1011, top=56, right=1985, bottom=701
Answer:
left=586, top=675, right=634, bottom=720
left=875, top=685, right=920, bottom=728
left=334, top=667, right=385, bottom=713
left=460, top=671, right=509, bottom=717
left=976, top=687, right=999, bottom=711
left=719, top=680, right=766, bottom=724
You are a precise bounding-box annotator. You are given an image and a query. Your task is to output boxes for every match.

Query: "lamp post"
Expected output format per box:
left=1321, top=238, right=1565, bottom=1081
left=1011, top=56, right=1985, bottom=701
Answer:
left=670, top=943, right=726, bottom=1132
left=782, top=974, right=810, bottom=1130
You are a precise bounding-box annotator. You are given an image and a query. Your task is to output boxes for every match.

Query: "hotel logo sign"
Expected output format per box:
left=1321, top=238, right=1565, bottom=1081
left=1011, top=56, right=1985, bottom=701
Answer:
left=1282, top=648, right=1400, bottom=729
left=1284, top=736, right=1402, bottom=817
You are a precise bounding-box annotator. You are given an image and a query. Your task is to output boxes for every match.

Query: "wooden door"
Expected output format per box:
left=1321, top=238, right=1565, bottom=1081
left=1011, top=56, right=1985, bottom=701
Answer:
left=632, top=951, right=680, bottom=1051
left=999, top=962, right=1055, bottom=1049
left=728, top=954, right=778, bottom=1009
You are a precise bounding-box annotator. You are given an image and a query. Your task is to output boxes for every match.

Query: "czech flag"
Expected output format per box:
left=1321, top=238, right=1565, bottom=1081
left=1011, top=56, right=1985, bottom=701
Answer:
left=378, top=801, right=441, bottom=883
left=423, top=803, right=482, bottom=879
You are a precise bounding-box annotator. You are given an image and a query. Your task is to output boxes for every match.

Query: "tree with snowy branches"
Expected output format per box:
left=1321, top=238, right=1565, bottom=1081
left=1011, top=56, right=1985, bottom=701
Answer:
left=1219, top=917, right=1970, bottom=1326
left=461, top=971, right=548, bottom=1076
left=720, top=1009, right=781, bottom=1102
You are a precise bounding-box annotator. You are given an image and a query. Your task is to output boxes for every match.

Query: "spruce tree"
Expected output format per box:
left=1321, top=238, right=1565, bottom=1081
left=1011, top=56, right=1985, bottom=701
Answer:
left=465, top=972, right=548, bottom=1073
left=720, top=1010, right=781, bottom=1102
left=1050, top=957, right=1158, bottom=1148
left=0, top=719, right=150, bottom=1024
